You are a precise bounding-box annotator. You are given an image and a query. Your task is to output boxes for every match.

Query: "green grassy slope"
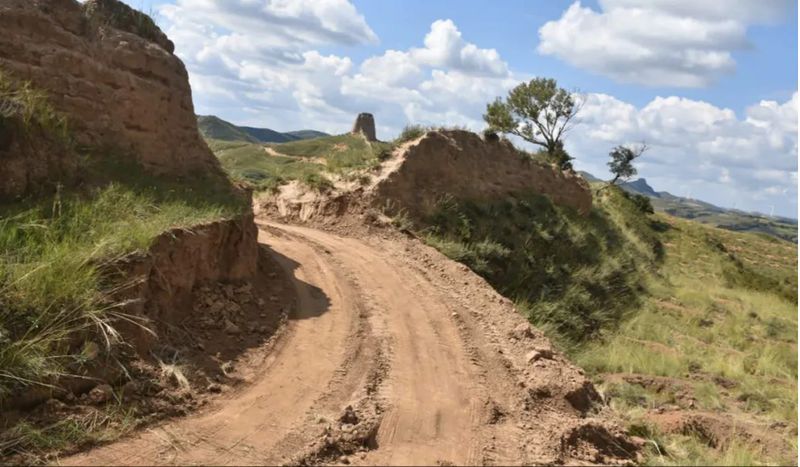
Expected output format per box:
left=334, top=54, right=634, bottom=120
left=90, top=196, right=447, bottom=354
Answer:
left=578, top=215, right=797, bottom=465
left=419, top=188, right=660, bottom=345
left=211, top=139, right=325, bottom=192
left=197, top=115, right=259, bottom=143
left=207, top=134, right=392, bottom=193
left=0, top=73, right=247, bottom=405
left=413, top=181, right=797, bottom=465
left=197, top=115, right=330, bottom=144
left=266, top=133, right=391, bottom=172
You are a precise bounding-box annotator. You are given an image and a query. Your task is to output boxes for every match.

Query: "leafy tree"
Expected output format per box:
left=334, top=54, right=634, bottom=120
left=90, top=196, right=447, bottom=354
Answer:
left=484, top=78, right=582, bottom=169
left=607, top=143, right=648, bottom=186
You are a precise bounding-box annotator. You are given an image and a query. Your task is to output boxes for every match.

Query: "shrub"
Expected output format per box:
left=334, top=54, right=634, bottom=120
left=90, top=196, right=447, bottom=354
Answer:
left=394, top=125, right=427, bottom=144
left=301, top=172, right=334, bottom=192
left=623, top=191, right=654, bottom=214
left=482, top=128, right=499, bottom=142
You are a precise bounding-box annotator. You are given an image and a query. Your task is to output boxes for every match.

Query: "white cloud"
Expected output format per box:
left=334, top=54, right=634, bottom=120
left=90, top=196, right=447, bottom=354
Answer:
left=569, top=92, right=798, bottom=216
left=538, top=0, right=794, bottom=87
left=161, top=0, right=377, bottom=51
left=410, top=20, right=509, bottom=77
left=160, top=3, right=514, bottom=135
left=154, top=0, right=796, bottom=217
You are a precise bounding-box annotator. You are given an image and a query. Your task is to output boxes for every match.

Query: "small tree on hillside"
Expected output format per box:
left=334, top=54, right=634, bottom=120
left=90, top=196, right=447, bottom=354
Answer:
left=607, top=143, right=648, bottom=186
left=483, top=78, right=582, bottom=170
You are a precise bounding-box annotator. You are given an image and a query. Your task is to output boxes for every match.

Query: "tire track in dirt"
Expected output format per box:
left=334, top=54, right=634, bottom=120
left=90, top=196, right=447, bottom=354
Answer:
left=62, top=222, right=635, bottom=466
left=62, top=228, right=370, bottom=466
left=272, top=223, right=488, bottom=465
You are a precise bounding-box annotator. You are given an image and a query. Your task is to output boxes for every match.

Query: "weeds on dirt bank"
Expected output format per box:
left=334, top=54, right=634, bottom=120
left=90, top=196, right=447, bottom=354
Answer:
left=421, top=186, right=660, bottom=346
left=0, top=71, right=70, bottom=150
left=0, top=73, right=247, bottom=405
left=417, top=182, right=797, bottom=465
left=0, top=72, right=249, bottom=461
left=0, top=162, right=246, bottom=400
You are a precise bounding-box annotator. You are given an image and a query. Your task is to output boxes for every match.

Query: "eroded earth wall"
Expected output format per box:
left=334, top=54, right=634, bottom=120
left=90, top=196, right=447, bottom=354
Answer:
left=376, top=130, right=593, bottom=218
left=0, top=0, right=221, bottom=196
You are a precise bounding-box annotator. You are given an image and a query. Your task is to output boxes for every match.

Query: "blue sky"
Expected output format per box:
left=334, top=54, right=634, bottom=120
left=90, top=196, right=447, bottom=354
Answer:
left=124, top=0, right=797, bottom=218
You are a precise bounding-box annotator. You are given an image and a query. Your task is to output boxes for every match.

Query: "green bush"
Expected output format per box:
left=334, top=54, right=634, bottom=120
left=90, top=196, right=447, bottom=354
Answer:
left=394, top=125, right=427, bottom=145
left=301, top=172, right=334, bottom=192
left=623, top=191, right=655, bottom=214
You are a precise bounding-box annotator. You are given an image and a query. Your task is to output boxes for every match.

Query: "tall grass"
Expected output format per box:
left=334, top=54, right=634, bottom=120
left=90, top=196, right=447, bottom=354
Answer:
left=0, top=71, right=70, bottom=147
left=0, top=164, right=245, bottom=400
left=420, top=187, right=660, bottom=345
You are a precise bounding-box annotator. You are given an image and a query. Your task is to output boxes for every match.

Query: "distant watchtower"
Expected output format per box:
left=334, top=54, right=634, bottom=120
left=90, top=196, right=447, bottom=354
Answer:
left=351, top=113, right=377, bottom=141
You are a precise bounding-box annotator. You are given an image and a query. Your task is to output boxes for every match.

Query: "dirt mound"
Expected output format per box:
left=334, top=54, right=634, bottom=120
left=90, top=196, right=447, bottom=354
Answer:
left=648, top=410, right=793, bottom=456
left=104, top=215, right=260, bottom=353
left=0, top=0, right=221, bottom=196
left=258, top=129, right=593, bottom=225
left=374, top=130, right=592, bottom=218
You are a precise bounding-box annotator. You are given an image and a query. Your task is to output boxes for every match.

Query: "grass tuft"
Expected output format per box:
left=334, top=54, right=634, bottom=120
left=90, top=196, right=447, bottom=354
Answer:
left=0, top=154, right=246, bottom=401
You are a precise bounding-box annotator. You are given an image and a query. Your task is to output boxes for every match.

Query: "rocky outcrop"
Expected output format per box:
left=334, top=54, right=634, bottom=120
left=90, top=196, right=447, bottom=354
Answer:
left=0, top=0, right=221, bottom=197
left=351, top=113, right=377, bottom=141
left=375, top=130, right=592, bottom=218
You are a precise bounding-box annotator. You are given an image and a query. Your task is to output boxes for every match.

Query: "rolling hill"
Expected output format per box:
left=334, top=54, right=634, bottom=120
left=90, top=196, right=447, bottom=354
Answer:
left=579, top=172, right=797, bottom=242
left=197, top=115, right=330, bottom=144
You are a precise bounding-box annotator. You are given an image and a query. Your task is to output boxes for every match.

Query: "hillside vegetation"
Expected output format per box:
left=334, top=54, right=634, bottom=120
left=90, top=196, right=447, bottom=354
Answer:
left=197, top=115, right=329, bottom=144
left=618, top=177, right=797, bottom=243
left=0, top=73, right=247, bottom=458
left=208, top=133, right=391, bottom=193
left=420, top=188, right=660, bottom=345
left=410, top=180, right=797, bottom=465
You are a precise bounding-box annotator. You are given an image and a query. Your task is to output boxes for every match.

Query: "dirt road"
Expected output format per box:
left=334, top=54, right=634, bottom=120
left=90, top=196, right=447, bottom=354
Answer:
left=63, top=223, right=634, bottom=466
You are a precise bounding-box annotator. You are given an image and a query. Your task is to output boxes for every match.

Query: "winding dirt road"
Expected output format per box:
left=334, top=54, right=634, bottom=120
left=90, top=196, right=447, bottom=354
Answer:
left=63, top=223, right=634, bottom=466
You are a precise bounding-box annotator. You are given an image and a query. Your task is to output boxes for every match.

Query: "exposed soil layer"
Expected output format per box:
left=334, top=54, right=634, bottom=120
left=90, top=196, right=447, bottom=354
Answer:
left=373, top=130, right=592, bottom=217
left=63, top=222, right=636, bottom=466
left=0, top=0, right=223, bottom=197
left=0, top=245, right=294, bottom=464
left=259, top=130, right=593, bottom=224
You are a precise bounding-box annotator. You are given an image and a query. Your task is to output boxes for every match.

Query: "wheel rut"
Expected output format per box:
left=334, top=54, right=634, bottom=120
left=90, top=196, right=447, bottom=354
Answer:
left=62, top=222, right=635, bottom=466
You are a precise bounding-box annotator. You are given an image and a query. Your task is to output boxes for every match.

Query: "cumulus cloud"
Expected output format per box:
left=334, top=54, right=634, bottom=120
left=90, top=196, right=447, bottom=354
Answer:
left=159, top=2, right=514, bottom=135
left=538, top=0, right=795, bottom=87
left=161, top=0, right=377, bottom=51
left=568, top=92, right=798, bottom=216
left=153, top=0, right=796, bottom=217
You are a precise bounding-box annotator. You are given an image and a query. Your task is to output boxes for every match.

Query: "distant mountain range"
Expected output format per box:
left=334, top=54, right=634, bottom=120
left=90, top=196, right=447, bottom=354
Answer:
left=579, top=172, right=797, bottom=242
left=197, top=115, right=329, bottom=144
